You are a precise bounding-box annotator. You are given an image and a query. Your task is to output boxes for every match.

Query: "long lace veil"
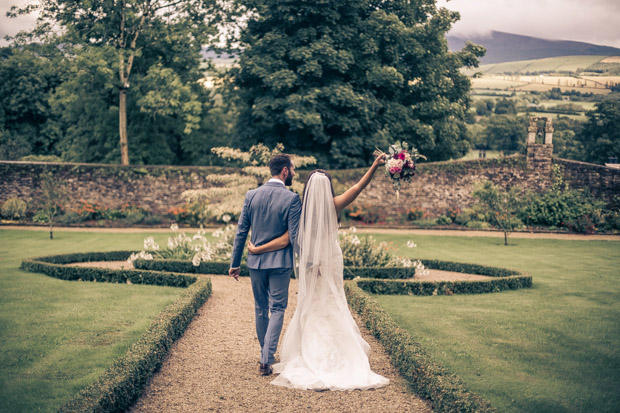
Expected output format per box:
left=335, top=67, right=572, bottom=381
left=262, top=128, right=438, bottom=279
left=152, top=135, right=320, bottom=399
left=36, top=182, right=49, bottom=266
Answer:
left=278, top=172, right=352, bottom=363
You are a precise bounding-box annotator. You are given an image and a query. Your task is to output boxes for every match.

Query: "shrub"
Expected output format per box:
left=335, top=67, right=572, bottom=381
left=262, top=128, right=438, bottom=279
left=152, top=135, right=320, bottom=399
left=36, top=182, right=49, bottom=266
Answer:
left=339, top=229, right=392, bottom=267
left=435, top=215, right=452, bottom=225
left=127, top=224, right=237, bottom=267
left=1, top=198, right=27, bottom=220
left=466, top=220, right=490, bottom=229
left=519, top=165, right=605, bottom=233
left=405, top=208, right=424, bottom=221
left=343, top=203, right=387, bottom=224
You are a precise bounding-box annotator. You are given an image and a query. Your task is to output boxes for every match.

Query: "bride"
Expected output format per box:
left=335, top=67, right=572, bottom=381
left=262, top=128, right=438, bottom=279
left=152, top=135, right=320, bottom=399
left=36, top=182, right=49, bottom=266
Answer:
left=247, top=155, right=389, bottom=391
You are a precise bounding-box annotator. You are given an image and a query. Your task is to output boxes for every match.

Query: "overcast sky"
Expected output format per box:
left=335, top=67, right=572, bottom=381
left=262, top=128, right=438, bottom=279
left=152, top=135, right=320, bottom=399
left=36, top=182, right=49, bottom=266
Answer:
left=437, top=0, right=620, bottom=48
left=2, top=1, right=620, bottom=48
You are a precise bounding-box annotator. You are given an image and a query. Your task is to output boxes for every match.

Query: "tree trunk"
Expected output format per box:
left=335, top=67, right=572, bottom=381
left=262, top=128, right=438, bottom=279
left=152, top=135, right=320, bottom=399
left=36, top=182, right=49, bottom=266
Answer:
left=504, top=230, right=508, bottom=246
left=119, top=88, right=129, bottom=165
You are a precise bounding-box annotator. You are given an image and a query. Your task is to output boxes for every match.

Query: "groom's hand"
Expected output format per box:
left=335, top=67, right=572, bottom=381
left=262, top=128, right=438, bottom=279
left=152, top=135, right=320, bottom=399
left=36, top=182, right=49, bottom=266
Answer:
left=229, top=267, right=240, bottom=281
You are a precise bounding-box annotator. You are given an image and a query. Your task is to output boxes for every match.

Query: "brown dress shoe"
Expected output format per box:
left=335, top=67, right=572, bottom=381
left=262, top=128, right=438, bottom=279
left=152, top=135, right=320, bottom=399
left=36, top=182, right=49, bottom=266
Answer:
left=259, top=363, right=273, bottom=376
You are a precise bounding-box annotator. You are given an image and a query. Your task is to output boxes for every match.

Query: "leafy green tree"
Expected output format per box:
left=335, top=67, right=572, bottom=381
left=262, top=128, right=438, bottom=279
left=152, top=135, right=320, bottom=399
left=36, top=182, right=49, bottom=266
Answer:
left=0, top=45, right=66, bottom=160
left=36, top=171, right=67, bottom=240
left=232, top=0, right=484, bottom=167
left=473, top=180, right=524, bottom=245
left=550, top=116, right=584, bottom=160
left=483, top=115, right=526, bottom=153
left=9, top=0, right=220, bottom=165
left=493, top=98, right=517, bottom=115
left=474, top=99, right=494, bottom=116
left=578, top=99, right=620, bottom=164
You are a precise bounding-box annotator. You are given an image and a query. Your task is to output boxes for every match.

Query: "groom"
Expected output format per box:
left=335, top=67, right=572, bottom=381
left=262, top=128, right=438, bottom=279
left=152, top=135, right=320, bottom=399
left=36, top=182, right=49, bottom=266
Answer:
left=229, top=154, right=302, bottom=376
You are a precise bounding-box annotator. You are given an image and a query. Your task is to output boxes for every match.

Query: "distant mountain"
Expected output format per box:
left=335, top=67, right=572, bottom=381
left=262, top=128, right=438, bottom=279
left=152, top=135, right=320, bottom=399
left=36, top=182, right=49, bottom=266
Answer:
left=447, top=31, right=620, bottom=64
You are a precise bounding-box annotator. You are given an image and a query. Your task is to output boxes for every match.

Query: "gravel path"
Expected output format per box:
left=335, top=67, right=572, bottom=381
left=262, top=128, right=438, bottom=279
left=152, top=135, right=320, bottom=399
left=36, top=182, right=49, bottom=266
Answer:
left=128, top=275, right=432, bottom=413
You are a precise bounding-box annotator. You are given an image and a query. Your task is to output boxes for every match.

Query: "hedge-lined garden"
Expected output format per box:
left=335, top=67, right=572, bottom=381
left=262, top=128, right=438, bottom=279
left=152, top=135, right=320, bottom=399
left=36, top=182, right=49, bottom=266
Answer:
left=19, top=250, right=212, bottom=413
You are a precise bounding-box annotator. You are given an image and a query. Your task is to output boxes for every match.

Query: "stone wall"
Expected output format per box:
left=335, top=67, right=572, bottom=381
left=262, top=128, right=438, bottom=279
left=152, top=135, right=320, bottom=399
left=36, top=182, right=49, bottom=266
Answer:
left=0, top=161, right=237, bottom=214
left=556, top=158, right=620, bottom=209
left=1, top=154, right=618, bottom=218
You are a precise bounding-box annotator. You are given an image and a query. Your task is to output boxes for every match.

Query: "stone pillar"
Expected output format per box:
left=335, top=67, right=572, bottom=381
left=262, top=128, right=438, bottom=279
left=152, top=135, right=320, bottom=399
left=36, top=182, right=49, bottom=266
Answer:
left=544, top=118, right=554, bottom=145
left=526, top=117, right=553, bottom=172
left=527, top=117, right=538, bottom=144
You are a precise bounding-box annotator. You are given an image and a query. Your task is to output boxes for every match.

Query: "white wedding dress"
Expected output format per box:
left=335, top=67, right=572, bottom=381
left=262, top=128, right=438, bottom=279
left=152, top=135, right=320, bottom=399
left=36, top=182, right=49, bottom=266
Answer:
left=271, top=173, right=389, bottom=391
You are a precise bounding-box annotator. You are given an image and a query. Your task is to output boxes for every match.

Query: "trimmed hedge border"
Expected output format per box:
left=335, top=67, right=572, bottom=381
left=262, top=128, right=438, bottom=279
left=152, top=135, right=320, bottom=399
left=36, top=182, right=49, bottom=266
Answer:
left=19, top=251, right=212, bottom=413
left=21, top=251, right=196, bottom=287
left=133, top=258, right=416, bottom=280
left=357, top=259, right=531, bottom=296
left=344, top=282, right=495, bottom=412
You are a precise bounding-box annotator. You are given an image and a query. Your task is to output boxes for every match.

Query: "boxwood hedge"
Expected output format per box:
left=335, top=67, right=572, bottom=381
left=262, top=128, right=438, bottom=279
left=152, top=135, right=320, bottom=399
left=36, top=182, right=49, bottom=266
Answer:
left=133, top=258, right=416, bottom=280
left=345, top=282, right=495, bottom=412
left=21, top=251, right=196, bottom=287
left=356, top=259, right=531, bottom=296
left=20, top=251, right=212, bottom=413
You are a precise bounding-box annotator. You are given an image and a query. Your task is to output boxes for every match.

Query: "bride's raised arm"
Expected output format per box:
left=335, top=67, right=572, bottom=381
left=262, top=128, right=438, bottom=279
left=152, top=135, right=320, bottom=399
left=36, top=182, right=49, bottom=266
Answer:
left=333, top=154, right=385, bottom=214
left=247, top=231, right=290, bottom=255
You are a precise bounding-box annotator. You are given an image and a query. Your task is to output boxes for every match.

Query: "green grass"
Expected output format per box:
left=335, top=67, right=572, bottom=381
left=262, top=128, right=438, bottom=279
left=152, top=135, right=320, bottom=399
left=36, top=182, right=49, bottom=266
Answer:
left=0, top=229, right=185, bottom=412
left=369, top=234, right=620, bottom=412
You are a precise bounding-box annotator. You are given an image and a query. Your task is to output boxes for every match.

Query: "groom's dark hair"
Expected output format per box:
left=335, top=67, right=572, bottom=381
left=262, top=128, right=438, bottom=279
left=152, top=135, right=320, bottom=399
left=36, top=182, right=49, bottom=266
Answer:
left=269, top=154, right=292, bottom=176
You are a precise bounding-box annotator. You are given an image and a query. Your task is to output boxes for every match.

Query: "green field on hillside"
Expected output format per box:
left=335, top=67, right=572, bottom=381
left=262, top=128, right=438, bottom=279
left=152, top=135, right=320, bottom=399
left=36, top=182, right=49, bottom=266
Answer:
left=476, top=56, right=608, bottom=75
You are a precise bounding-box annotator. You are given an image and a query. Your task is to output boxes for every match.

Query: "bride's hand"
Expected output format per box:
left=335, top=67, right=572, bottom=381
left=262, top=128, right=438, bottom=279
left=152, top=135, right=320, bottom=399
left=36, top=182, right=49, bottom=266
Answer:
left=373, top=152, right=386, bottom=167
left=247, top=241, right=258, bottom=254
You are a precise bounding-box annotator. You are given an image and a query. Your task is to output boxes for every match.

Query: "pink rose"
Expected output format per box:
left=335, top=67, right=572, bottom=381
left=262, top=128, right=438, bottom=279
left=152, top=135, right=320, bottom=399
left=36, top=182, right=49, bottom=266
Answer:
left=399, top=152, right=406, bottom=160
left=390, top=167, right=402, bottom=174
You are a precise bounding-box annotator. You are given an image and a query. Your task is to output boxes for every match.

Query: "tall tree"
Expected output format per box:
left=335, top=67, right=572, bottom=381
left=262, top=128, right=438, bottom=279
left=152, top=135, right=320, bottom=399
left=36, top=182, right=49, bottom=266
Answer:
left=9, top=0, right=219, bottom=165
left=232, top=0, right=484, bottom=167
left=0, top=45, right=66, bottom=160
left=578, top=99, right=620, bottom=164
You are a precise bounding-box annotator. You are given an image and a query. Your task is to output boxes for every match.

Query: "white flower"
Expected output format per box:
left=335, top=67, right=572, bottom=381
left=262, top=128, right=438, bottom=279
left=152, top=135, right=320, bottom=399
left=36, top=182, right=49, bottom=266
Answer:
left=127, top=251, right=154, bottom=263
left=222, top=214, right=231, bottom=223
left=168, top=238, right=177, bottom=249
left=407, top=240, right=417, bottom=248
left=170, top=223, right=179, bottom=232
left=349, top=226, right=357, bottom=233
left=192, top=254, right=202, bottom=266
left=351, top=235, right=361, bottom=245
left=144, top=237, right=160, bottom=251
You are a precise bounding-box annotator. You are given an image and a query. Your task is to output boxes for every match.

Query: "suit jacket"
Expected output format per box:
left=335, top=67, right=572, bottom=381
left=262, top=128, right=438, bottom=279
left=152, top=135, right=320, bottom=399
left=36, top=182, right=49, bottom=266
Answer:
left=230, top=181, right=302, bottom=269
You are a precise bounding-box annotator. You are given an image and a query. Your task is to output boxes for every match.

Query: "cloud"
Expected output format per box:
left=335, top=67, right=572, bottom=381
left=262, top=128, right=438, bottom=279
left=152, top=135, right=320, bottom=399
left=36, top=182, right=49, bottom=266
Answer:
left=438, top=0, right=620, bottom=48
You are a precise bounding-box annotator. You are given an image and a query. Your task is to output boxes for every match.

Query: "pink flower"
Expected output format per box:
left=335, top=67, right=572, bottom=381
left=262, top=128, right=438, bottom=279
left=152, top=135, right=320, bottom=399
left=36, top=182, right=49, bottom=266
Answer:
left=390, top=167, right=402, bottom=174
left=399, top=152, right=406, bottom=160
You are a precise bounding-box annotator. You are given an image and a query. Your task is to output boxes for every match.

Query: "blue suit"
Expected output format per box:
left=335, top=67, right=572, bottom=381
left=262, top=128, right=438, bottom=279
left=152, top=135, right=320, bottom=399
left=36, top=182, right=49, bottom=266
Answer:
left=230, top=180, right=302, bottom=365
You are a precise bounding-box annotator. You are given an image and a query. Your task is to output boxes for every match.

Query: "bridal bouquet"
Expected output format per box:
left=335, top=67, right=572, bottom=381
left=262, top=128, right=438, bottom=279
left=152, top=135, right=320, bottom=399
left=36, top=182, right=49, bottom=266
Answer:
left=373, top=141, right=425, bottom=199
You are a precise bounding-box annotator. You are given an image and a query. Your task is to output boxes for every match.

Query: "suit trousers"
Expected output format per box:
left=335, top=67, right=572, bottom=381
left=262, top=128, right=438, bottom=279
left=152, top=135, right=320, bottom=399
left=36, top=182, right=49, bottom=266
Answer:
left=249, top=267, right=291, bottom=365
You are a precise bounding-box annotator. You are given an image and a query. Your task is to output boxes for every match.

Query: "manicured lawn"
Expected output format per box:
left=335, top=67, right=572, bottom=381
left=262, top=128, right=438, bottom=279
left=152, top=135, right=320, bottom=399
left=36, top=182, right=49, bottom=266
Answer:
left=371, top=234, right=620, bottom=412
left=0, top=229, right=185, bottom=412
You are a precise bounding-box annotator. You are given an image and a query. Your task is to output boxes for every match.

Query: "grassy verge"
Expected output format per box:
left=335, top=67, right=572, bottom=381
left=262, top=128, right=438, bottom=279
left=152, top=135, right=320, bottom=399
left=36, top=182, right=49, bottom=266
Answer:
left=0, top=229, right=190, bottom=412
left=370, top=233, right=620, bottom=412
